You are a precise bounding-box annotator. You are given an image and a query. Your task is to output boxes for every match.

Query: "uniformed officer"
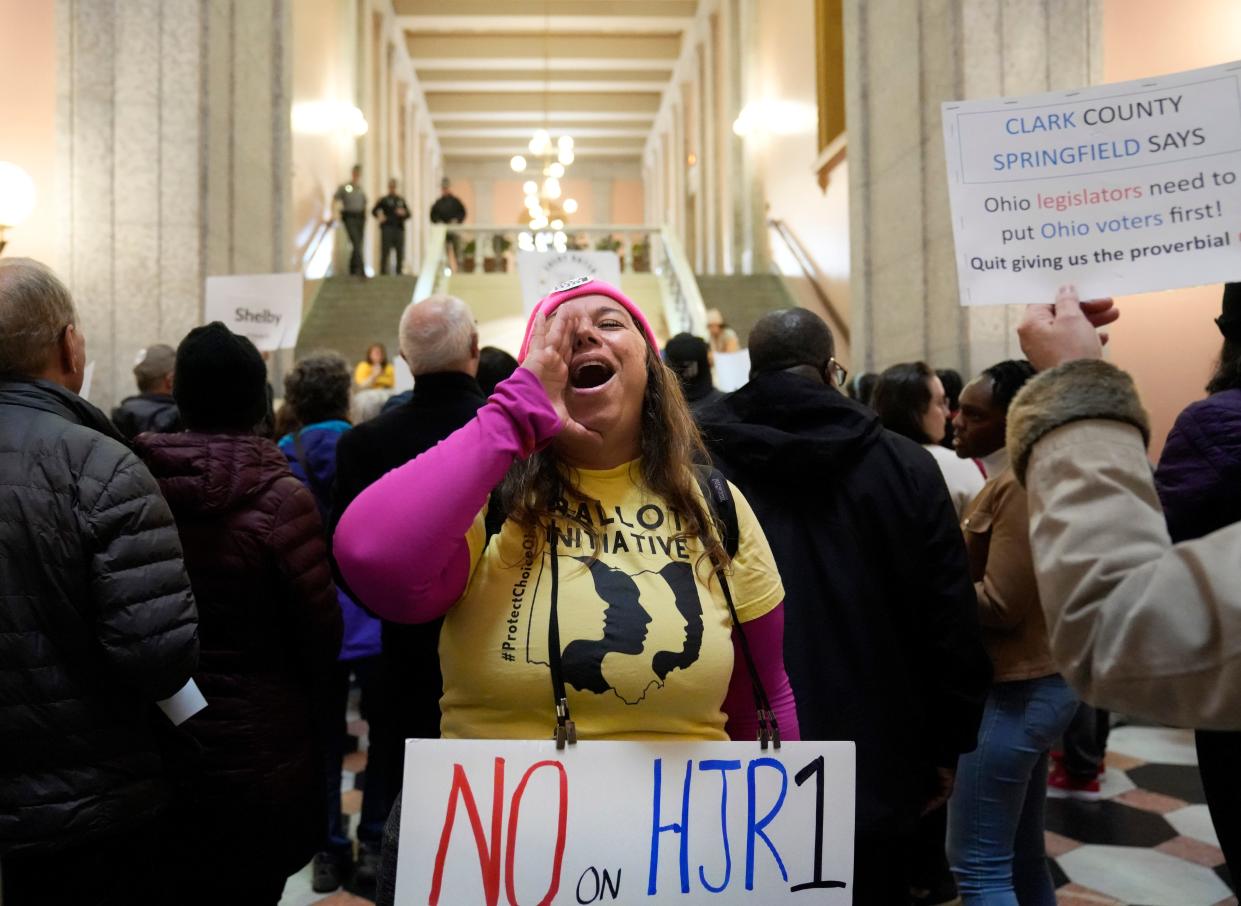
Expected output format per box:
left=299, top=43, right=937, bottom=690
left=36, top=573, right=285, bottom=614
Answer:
left=332, top=164, right=367, bottom=277
left=371, top=178, right=410, bottom=275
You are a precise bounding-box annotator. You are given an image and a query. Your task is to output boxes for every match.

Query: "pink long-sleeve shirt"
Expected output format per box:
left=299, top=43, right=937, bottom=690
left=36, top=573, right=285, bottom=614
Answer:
left=335, top=369, right=798, bottom=742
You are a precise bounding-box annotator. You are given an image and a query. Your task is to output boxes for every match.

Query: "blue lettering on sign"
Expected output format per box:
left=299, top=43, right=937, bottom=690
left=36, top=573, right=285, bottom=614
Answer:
left=647, top=759, right=693, bottom=895
left=697, top=760, right=742, bottom=893
left=746, top=758, right=789, bottom=890
left=646, top=756, right=792, bottom=896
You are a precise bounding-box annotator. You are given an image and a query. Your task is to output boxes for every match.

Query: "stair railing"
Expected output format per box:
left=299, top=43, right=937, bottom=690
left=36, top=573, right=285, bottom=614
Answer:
left=413, top=223, right=449, bottom=303
left=767, top=218, right=851, bottom=345
left=297, top=217, right=334, bottom=279
left=656, top=226, right=709, bottom=339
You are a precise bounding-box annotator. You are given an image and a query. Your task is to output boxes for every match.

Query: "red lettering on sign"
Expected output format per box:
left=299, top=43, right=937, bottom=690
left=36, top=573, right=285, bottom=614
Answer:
left=429, top=758, right=506, bottom=906
left=504, top=760, right=569, bottom=906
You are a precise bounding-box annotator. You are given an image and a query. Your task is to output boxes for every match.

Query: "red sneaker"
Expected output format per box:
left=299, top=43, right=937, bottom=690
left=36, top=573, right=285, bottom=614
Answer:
left=1047, top=761, right=1102, bottom=800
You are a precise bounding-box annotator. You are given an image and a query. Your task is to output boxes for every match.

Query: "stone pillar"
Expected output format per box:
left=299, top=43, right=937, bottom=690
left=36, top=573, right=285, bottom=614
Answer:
left=56, top=0, right=292, bottom=411
left=845, top=0, right=1102, bottom=374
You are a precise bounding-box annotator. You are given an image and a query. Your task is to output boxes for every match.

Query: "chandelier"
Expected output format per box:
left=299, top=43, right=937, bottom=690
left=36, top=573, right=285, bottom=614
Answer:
left=510, top=134, right=577, bottom=223
left=508, top=6, right=578, bottom=251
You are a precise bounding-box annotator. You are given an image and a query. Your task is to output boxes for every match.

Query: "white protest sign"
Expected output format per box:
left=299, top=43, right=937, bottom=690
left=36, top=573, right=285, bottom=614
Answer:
left=79, top=361, right=95, bottom=402
left=204, top=273, right=303, bottom=351
left=396, top=739, right=855, bottom=905
left=517, top=251, right=623, bottom=314
left=393, top=355, right=414, bottom=393
left=942, top=60, right=1241, bottom=306
left=712, top=349, right=751, bottom=393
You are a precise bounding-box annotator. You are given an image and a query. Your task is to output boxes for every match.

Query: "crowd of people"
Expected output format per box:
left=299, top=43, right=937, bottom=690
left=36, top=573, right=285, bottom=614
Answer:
left=2, top=253, right=1241, bottom=906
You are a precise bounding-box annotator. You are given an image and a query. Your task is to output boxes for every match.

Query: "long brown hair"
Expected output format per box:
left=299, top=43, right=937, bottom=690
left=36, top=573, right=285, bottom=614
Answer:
left=500, top=347, right=730, bottom=576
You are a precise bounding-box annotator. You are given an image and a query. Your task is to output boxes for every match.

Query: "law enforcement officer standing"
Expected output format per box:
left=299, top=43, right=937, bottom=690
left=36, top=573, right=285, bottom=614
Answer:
left=332, top=165, right=367, bottom=277
left=372, top=179, right=410, bottom=275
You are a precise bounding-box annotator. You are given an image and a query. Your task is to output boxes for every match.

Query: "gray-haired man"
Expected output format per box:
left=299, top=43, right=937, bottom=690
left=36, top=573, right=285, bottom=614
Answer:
left=0, top=258, right=199, bottom=904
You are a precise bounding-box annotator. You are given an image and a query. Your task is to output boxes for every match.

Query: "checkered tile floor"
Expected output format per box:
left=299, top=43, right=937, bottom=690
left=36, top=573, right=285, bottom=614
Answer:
left=278, top=722, right=1234, bottom=905
left=1047, top=725, right=1234, bottom=906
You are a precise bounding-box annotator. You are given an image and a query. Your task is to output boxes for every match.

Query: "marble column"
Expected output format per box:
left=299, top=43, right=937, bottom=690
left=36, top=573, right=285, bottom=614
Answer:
left=845, top=0, right=1102, bottom=374
left=56, top=0, right=292, bottom=411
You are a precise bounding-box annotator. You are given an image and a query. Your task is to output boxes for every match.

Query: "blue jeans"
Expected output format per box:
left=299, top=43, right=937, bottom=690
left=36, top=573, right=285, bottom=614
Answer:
left=948, top=675, right=1078, bottom=906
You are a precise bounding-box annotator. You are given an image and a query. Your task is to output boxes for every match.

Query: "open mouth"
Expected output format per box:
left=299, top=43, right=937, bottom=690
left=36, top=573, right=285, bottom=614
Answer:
left=570, top=360, right=615, bottom=390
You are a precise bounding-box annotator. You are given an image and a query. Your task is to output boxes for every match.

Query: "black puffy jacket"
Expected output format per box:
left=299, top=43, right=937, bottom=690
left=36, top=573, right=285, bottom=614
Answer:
left=0, top=378, right=199, bottom=856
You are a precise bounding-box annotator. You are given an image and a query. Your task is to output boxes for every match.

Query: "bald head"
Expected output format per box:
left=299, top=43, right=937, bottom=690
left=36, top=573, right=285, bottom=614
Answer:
left=399, top=294, right=479, bottom=376
left=749, top=308, right=835, bottom=377
left=0, top=258, right=83, bottom=386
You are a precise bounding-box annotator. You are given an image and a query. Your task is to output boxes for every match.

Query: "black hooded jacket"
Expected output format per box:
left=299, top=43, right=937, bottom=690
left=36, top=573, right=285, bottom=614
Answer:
left=0, top=379, right=199, bottom=855
left=111, top=392, right=182, bottom=439
left=699, top=372, right=991, bottom=839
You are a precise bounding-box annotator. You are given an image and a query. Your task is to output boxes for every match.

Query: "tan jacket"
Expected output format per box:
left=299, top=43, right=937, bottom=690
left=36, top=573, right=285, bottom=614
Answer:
left=1008, top=359, right=1241, bottom=730
left=961, top=468, right=1056, bottom=682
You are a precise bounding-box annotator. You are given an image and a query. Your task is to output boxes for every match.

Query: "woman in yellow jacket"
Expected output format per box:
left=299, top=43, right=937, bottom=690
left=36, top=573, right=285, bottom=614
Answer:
left=354, top=343, right=395, bottom=390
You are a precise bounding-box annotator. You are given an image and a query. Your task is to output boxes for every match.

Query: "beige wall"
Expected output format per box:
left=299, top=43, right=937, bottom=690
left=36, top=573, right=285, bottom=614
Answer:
left=0, top=0, right=57, bottom=264
left=1102, top=0, right=1241, bottom=459
left=751, top=0, right=850, bottom=330
left=291, top=0, right=359, bottom=260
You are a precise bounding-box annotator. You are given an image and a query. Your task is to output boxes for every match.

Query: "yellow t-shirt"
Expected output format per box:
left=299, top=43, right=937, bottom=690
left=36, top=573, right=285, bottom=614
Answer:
left=354, top=361, right=395, bottom=389
left=438, top=460, right=784, bottom=741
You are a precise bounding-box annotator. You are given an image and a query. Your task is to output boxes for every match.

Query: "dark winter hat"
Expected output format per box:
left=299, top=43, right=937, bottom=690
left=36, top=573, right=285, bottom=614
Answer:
left=173, top=322, right=268, bottom=432
left=664, top=332, right=710, bottom=381
left=1219, top=283, right=1241, bottom=341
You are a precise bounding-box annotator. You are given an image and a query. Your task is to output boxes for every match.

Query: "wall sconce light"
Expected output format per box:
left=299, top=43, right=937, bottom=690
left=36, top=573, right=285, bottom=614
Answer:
left=731, top=100, right=817, bottom=140
left=0, top=162, right=36, bottom=255
left=291, top=102, right=369, bottom=137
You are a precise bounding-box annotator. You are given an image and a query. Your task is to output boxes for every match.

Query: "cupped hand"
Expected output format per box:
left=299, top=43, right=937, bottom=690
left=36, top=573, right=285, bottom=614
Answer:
left=1018, top=285, right=1120, bottom=371
left=520, top=307, right=595, bottom=445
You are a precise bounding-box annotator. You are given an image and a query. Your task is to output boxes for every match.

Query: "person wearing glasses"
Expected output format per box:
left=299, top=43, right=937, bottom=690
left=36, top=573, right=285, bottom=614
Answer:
left=697, top=308, right=991, bottom=906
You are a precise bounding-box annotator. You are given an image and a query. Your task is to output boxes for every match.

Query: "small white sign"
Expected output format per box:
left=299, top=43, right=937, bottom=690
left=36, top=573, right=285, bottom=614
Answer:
left=204, top=273, right=304, bottom=351
left=517, top=251, right=623, bottom=314
left=79, top=361, right=96, bottom=402
left=713, top=349, right=751, bottom=393
left=942, top=60, right=1241, bottom=305
left=395, top=738, right=855, bottom=905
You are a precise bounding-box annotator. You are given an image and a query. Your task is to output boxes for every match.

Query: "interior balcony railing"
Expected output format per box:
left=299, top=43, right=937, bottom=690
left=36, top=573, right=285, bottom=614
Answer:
left=413, top=222, right=709, bottom=341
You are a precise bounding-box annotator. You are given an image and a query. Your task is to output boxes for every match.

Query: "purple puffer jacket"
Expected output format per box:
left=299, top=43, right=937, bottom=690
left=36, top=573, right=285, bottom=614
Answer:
left=1155, top=388, right=1241, bottom=543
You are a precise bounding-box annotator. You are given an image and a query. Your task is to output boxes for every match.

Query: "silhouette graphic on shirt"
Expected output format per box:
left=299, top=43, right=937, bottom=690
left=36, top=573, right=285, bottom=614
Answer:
left=532, top=556, right=705, bottom=705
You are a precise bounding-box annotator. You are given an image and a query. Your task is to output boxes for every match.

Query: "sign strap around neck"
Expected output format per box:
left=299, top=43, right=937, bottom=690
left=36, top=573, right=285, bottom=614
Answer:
left=547, top=525, right=576, bottom=749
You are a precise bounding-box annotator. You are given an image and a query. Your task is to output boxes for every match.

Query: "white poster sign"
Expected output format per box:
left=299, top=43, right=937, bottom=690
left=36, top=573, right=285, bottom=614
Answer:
left=204, top=273, right=304, bottom=351
left=712, top=349, right=751, bottom=393
left=517, top=251, right=623, bottom=314
left=396, top=739, right=855, bottom=905
left=79, top=361, right=96, bottom=402
left=942, top=60, right=1241, bottom=306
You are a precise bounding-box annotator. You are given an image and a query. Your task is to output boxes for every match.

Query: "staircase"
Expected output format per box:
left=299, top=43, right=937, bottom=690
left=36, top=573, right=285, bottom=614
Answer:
left=693, top=274, right=798, bottom=346
left=296, top=271, right=670, bottom=363
left=295, top=276, right=416, bottom=362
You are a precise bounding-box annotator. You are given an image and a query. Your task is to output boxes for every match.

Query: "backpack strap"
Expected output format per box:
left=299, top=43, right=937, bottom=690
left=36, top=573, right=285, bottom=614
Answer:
left=693, top=465, right=779, bottom=749
left=694, top=464, right=739, bottom=560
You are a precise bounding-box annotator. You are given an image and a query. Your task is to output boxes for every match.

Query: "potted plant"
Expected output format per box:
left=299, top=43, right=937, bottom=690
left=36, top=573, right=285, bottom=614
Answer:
left=461, top=239, right=476, bottom=273
left=632, top=240, right=650, bottom=273
left=484, top=234, right=512, bottom=272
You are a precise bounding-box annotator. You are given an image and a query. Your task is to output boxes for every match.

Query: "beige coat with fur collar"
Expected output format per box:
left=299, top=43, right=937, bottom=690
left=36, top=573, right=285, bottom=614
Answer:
left=1008, top=359, right=1241, bottom=730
